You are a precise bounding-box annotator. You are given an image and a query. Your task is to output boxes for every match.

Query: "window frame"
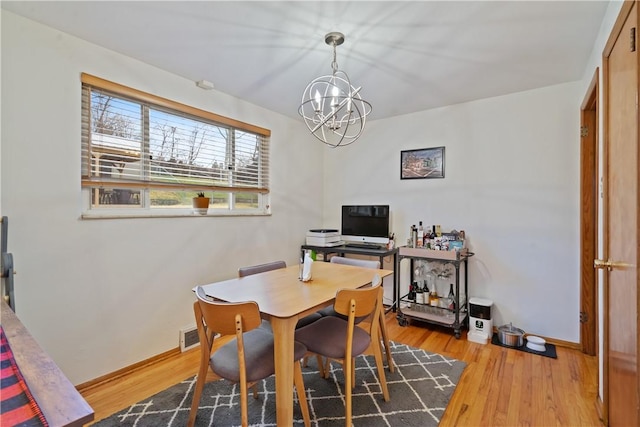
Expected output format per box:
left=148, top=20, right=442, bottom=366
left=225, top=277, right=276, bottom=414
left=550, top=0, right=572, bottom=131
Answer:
left=80, top=73, right=271, bottom=218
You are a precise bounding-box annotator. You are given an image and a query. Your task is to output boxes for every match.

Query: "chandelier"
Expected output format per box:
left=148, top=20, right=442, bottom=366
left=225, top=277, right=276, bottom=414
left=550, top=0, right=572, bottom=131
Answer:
left=298, top=32, right=372, bottom=148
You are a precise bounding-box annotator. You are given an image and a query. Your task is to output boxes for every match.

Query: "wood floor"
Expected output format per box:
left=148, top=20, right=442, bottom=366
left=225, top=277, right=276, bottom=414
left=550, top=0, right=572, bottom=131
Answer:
left=79, top=311, right=603, bottom=426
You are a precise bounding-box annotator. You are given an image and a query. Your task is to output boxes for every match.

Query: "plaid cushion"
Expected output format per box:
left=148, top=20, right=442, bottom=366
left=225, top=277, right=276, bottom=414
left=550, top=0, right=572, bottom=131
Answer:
left=1, top=327, right=48, bottom=427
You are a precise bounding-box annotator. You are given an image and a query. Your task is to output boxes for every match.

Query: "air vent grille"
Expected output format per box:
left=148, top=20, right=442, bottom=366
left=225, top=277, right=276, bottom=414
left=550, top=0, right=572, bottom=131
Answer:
left=180, top=326, right=200, bottom=352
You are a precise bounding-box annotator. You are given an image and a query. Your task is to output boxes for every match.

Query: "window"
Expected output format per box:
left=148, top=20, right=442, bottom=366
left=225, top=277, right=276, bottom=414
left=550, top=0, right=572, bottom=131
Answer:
left=80, top=73, right=270, bottom=217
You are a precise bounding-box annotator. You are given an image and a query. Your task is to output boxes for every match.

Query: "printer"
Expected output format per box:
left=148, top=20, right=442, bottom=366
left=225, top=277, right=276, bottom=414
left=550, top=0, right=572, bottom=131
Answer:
left=305, top=229, right=343, bottom=247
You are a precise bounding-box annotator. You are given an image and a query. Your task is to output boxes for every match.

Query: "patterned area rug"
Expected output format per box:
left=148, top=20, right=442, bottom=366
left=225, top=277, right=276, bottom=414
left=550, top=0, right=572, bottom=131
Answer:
left=94, top=341, right=466, bottom=427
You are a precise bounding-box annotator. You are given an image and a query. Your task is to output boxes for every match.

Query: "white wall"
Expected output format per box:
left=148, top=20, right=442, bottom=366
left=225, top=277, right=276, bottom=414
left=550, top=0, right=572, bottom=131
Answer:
left=323, top=82, right=582, bottom=343
left=1, top=11, right=324, bottom=384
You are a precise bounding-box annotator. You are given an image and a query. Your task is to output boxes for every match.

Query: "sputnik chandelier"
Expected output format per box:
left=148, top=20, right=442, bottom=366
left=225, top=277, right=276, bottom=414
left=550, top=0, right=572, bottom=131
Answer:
left=298, top=32, right=372, bottom=148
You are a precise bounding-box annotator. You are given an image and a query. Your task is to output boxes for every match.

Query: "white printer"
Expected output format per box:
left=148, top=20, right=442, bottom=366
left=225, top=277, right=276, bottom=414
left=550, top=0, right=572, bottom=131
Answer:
left=306, top=229, right=343, bottom=247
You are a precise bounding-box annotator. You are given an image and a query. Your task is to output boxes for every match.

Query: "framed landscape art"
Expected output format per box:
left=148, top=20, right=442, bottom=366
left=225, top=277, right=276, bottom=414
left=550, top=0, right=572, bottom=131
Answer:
left=400, top=146, right=445, bottom=180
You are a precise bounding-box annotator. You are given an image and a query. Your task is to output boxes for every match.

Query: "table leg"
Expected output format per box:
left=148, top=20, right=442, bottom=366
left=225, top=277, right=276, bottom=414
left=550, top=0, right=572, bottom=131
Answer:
left=271, top=316, right=297, bottom=426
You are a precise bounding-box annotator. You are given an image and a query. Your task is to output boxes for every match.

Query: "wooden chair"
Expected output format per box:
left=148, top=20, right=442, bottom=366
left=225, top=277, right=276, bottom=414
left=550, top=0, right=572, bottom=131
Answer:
left=188, top=287, right=311, bottom=427
left=238, top=260, right=322, bottom=329
left=318, top=256, right=395, bottom=373
left=237, top=260, right=287, bottom=277
left=295, top=276, right=390, bottom=427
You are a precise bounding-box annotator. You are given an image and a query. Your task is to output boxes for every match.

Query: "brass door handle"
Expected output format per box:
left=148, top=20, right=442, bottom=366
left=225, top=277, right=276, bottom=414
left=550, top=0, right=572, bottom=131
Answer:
left=594, top=259, right=635, bottom=271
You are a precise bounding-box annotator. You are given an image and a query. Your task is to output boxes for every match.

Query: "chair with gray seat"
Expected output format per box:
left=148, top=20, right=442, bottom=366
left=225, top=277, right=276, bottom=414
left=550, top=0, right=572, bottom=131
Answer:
left=238, top=260, right=322, bottom=329
left=317, top=256, right=394, bottom=372
left=318, top=257, right=381, bottom=318
left=295, top=276, right=390, bottom=427
left=238, top=260, right=287, bottom=277
left=188, top=286, right=310, bottom=427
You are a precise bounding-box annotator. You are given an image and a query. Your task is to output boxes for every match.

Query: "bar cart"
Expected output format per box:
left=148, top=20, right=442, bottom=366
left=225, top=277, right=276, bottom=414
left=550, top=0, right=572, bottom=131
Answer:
left=396, top=246, right=474, bottom=339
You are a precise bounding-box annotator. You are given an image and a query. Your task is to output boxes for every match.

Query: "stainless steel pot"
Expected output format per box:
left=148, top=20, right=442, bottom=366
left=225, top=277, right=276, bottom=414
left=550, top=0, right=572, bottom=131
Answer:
left=497, top=322, right=525, bottom=347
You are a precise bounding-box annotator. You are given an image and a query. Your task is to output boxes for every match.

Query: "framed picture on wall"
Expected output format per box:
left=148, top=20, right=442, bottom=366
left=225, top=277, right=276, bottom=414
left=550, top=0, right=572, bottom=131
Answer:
left=400, top=146, right=445, bottom=179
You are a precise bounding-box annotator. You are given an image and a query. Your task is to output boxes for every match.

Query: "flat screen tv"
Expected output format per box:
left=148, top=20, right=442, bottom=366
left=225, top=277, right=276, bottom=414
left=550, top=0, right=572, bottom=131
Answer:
left=341, top=205, right=390, bottom=246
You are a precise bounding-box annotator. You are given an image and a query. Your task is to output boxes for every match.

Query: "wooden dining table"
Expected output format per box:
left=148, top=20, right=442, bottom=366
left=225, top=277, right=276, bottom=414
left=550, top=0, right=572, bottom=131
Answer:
left=198, top=261, right=393, bottom=426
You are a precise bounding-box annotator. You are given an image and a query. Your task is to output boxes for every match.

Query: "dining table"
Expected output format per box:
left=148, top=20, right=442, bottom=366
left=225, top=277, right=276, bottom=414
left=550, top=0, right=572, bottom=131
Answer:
left=198, top=261, right=393, bottom=426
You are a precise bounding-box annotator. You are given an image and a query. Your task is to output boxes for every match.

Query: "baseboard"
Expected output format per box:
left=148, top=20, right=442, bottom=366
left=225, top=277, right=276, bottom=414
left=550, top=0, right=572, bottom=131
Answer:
left=76, top=347, right=182, bottom=393
left=542, top=336, right=581, bottom=351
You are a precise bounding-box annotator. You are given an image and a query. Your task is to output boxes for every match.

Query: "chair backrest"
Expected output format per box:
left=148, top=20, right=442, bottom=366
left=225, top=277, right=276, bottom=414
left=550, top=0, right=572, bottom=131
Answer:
left=330, top=256, right=380, bottom=269
left=238, top=260, right=287, bottom=277
left=333, top=276, right=382, bottom=319
left=332, top=278, right=383, bottom=364
left=194, top=286, right=262, bottom=336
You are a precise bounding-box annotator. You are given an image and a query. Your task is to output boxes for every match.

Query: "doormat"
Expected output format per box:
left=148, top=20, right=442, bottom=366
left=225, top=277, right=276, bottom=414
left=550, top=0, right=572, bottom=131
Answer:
left=491, top=334, right=557, bottom=359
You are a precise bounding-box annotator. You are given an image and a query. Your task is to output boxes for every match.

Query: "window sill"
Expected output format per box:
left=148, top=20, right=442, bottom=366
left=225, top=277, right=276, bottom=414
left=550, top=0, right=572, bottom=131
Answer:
left=81, top=208, right=270, bottom=219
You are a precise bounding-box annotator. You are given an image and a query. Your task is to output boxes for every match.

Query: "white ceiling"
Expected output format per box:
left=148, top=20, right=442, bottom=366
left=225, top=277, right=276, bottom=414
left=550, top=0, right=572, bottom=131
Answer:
left=2, top=1, right=609, bottom=121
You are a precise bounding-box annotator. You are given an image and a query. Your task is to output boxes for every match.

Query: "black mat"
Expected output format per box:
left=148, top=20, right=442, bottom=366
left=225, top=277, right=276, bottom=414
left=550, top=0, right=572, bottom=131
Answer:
left=491, top=334, right=557, bottom=359
left=93, top=342, right=466, bottom=427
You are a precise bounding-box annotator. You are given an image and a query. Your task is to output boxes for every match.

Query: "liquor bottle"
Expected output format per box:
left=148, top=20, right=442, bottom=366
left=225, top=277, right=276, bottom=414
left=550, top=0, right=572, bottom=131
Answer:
left=417, top=221, right=424, bottom=247
left=430, top=289, right=439, bottom=307
left=448, top=283, right=456, bottom=310
left=411, top=225, right=418, bottom=248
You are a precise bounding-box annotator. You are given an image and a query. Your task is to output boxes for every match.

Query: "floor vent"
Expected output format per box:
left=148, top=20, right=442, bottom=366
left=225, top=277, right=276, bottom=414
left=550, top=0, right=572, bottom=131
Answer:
left=180, top=325, right=200, bottom=352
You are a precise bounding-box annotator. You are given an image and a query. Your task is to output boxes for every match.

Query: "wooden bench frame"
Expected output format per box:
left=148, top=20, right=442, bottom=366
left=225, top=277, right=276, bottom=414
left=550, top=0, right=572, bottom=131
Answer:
left=1, top=300, right=94, bottom=426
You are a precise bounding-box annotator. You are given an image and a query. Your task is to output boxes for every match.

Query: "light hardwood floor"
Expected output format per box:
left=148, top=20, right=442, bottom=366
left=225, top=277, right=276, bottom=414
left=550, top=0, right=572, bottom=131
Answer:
left=79, top=311, right=603, bottom=426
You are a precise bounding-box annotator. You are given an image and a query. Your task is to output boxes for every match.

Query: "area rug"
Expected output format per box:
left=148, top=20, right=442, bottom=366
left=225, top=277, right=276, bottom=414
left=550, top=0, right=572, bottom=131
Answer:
left=93, top=341, right=466, bottom=427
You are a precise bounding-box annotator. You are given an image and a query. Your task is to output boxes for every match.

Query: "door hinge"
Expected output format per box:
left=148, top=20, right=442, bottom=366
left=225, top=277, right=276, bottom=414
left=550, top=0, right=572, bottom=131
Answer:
left=631, top=27, right=636, bottom=52
left=580, top=311, right=588, bottom=323
left=580, top=126, right=588, bottom=137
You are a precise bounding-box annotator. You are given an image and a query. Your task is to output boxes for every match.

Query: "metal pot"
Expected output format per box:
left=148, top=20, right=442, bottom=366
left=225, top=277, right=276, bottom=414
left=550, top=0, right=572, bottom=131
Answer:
left=497, top=322, right=525, bottom=347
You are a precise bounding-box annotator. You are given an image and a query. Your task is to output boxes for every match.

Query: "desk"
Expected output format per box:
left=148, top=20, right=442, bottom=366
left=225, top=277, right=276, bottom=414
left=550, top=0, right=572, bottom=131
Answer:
left=199, top=262, right=392, bottom=426
left=300, top=244, right=399, bottom=312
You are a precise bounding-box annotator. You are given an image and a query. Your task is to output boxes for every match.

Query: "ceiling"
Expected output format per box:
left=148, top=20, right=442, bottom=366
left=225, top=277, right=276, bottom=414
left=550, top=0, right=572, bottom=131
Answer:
left=2, top=1, right=609, bottom=121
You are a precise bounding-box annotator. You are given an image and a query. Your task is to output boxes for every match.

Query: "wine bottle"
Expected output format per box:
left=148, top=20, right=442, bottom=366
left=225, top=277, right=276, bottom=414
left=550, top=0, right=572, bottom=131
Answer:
left=417, top=221, right=424, bottom=247
left=448, top=283, right=455, bottom=310
left=415, top=281, right=424, bottom=304
left=422, top=280, right=429, bottom=304
left=409, top=281, right=416, bottom=302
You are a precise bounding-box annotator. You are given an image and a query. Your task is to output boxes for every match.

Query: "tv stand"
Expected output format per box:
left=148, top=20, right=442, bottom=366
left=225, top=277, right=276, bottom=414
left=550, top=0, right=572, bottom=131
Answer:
left=300, top=243, right=399, bottom=313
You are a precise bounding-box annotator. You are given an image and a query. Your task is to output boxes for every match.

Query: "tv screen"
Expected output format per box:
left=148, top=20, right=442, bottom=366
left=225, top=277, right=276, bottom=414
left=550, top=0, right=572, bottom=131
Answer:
left=341, top=205, right=390, bottom=246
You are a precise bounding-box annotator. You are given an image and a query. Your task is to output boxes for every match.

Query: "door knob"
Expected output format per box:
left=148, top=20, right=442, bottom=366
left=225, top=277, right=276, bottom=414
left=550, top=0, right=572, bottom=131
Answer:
left=594, top=259, right=635, bottom=271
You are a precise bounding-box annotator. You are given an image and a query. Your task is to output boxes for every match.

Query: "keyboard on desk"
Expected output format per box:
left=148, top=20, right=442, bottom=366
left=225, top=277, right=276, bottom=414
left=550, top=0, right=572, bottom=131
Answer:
left=345, top=243, right=384, bottom=250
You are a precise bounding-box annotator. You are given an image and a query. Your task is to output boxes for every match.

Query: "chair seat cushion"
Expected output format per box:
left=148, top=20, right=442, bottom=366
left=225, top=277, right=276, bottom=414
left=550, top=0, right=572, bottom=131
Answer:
left=317, top=306, right=368, bottom=324
left=296, top=312, right=323, bottom=328
left=258, top=319, right=273, bottom=332
left=295, top=316, right=371, bottom=359
left=211, top=329, right=307, bottom=383
left=259, top=313, right=322, bottom=332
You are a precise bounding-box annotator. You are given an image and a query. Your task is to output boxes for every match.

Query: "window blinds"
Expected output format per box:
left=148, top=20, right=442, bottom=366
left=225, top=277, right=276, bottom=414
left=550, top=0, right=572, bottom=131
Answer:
left=81, top=74, right=270, bottom=195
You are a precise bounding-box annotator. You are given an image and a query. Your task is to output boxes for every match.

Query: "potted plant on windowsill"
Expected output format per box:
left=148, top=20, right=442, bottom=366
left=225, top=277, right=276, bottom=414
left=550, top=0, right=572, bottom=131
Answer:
left=192, top=192, right=210, bottom=215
